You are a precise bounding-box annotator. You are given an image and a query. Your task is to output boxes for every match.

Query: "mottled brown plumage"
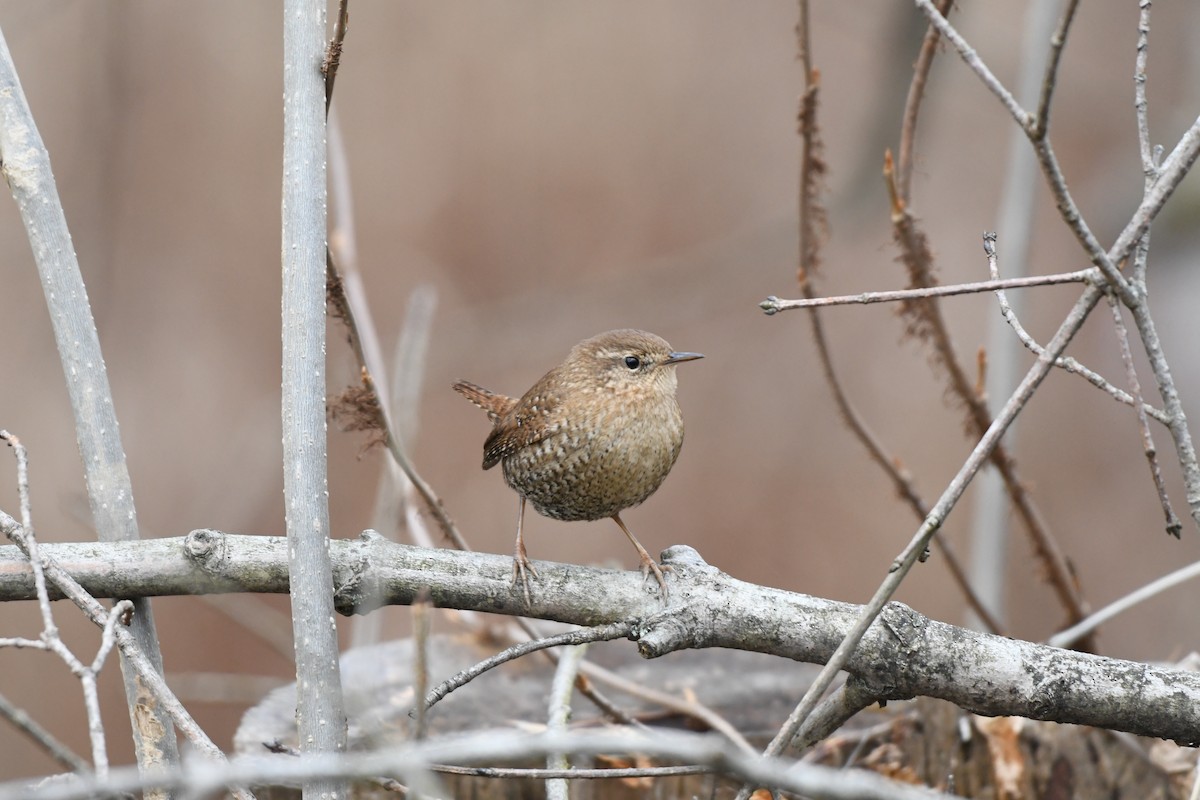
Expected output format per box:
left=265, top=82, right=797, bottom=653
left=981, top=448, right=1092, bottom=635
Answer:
left=453, top=329, right=702, bottom=602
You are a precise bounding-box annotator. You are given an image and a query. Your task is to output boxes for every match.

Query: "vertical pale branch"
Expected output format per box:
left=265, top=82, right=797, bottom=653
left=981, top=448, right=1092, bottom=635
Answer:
left=0, top=24, right=181, bottom=788
left=282, top=1, right=347, bottom=797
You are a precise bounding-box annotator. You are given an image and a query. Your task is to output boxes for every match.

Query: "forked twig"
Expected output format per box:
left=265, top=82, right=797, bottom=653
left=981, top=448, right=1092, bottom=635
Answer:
left=0, top=434, right=250, bottom=797
left=982, top=235, right=1170, bottom=425
left=1107, top=293, right=1180, bottom=537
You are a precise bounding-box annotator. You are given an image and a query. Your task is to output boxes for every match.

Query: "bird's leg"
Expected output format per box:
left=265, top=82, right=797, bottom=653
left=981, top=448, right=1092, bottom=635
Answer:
left=512, top=496, right=538, bottom=604
left=611, top=513, right=668, bottom=599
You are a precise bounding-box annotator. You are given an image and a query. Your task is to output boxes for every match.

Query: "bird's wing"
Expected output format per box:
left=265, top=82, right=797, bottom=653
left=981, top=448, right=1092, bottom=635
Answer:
left=480, top=387, right=562, bottom=470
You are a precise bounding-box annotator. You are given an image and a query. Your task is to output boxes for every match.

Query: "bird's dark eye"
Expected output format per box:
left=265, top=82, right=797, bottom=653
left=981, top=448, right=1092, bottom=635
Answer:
left=624, top=355, right=641, bottom=370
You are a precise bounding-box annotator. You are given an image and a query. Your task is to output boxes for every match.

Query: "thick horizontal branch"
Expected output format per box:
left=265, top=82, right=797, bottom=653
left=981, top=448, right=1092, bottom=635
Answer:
left=759, top=268, right=1096, bottom=314
left=1, top=530, right=1198, bottom=745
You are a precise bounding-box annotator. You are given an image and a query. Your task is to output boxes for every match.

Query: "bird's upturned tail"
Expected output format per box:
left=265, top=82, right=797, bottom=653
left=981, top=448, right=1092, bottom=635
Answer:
left=452, top=380, right=516, bottom=424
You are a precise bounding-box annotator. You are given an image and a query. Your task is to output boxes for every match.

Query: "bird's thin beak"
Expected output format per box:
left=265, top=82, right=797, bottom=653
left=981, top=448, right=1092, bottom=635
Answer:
left=664, top=351, right=704, bottom=365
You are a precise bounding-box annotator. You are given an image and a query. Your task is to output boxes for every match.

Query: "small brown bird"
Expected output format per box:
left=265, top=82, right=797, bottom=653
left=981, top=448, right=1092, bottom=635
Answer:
left=453, top=329, right=702, bottom=602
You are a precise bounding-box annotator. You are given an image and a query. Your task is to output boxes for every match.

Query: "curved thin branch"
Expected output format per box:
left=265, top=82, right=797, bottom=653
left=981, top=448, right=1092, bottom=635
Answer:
left=895, top=0, right=955, bottom=201
left=422, top=622, right=633, bottom=712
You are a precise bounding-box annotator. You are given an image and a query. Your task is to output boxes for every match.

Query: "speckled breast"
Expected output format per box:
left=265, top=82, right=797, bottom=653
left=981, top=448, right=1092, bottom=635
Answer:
left=501, top=398, right=685, bottom=522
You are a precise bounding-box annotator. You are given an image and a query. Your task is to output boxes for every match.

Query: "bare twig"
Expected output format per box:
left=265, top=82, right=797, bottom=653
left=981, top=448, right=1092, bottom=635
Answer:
left=1047, top=557, right=1200, bottom=650
left=318, top=0, right=469, bottom=555
left=423, top=622, right=633, bottom=713
left=795, top=0, right=827, bottom=281
left=327, top=262, right=471, bottom=552
left=981, top=236, right=1171, bottom=425
left=430, top=763, right=711, bottom=780
left=1127, top=296, right=1200, bottom=529
left=1030, top=0, right=1081, bottom=138
left=0, top=515, right=240, bottom=771
left=322, top=0, right=349, bottom=109
left=792, top=678, right=880, bottom=753
left=1, top=432, right=111, bottom=775
left=575, top=659, right=758, bottom=756
left=0, top=692, right=90, bottom=774
left=761, top=269, right=1095, bottom=313
left=895, top=0, right=955, bottom=200
left=1134, top=0, right=1154, bottom=176
left=1108, top=294, right=1180, bottom=536
left=1116, top=0, right=1200, bottom=528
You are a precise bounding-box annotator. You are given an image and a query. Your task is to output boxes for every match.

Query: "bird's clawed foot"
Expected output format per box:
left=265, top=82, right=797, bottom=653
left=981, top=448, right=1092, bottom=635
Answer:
left=638, top=553, right=671, bottom=601
left=511, top=538, right=539, bottom=605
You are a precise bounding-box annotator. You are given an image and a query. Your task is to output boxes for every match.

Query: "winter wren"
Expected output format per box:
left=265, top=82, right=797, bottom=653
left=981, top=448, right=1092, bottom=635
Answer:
left=453, top=329, right=702, bottom=602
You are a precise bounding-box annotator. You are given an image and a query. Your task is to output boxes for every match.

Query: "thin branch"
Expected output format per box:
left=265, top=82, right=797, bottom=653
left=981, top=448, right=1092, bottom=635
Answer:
left=1030, top=0, right=1081, bottom=138
left=0, top=692, right=90, bottom=774
left=504, top=616, right=751, bottom=752
left=795, top=0, right=827, bottom=282
left=981, top=236, right=1171, bottom=425
left=0, top=24, right=180, bottom=778
left=792, top=678, right=880, bottom=753
left=1047, top=558, right=1200, bottom=650
left=423, top=622, right=633, bottom=713
left=1133, top=0, right=1155, bottom=181
left=1108, top=294, right=1180, bottom=536
left=321, top=0, right=349, bottom=110
left=1127, top=297, right=1200, bottom=529
left=318, top=0, right=469, bottom=556
left=431, top=763, right=711, bottom=780
left=761, top=269, right=1095, bottom=313
left=895, top=0, right=955, bottom=201
left=968, top=0, right=1069, bottom=633
left=326, top=261, right=471, bottom=553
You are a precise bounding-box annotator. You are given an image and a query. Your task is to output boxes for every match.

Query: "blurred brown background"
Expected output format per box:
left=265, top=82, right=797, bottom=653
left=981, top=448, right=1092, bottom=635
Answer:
left=1, top=0, right=1199, bottom=782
